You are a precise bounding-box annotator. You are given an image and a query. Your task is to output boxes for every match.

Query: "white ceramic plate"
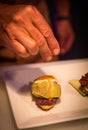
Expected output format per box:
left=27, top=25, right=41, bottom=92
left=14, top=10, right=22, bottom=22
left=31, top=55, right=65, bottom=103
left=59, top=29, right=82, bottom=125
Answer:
left=3, top=59, right=88, bottom=129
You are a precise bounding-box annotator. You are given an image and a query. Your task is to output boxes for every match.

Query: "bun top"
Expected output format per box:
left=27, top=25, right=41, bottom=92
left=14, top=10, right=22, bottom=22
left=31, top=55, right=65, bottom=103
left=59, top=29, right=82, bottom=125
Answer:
left=31, top=75, right=61, bottom=99
left=34, top=75, right=56, bottom=81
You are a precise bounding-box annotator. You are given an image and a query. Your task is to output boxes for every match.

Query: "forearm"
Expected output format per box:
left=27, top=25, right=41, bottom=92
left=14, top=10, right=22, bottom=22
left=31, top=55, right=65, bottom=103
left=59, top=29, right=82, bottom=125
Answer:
left=55, top=0, right=70, bottom=17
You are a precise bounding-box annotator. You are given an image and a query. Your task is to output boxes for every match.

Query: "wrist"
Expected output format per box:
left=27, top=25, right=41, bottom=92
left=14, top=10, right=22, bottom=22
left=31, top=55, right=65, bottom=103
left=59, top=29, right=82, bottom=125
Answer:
left=56, top=16, right=72, bottom=21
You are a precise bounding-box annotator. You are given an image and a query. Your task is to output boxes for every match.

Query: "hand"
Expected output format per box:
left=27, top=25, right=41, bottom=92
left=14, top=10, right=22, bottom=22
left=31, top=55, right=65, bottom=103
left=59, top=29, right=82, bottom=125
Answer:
left=54, top=20, right=75, bottom=54
left=0, top=4, right=60, bottom=61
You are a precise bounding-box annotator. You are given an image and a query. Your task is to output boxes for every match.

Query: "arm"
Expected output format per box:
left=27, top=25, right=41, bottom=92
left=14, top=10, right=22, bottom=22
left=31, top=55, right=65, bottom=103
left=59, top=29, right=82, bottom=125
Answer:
left=55, top=0, right=70, bottom=17
left=53, top=0, right=75, bottom=55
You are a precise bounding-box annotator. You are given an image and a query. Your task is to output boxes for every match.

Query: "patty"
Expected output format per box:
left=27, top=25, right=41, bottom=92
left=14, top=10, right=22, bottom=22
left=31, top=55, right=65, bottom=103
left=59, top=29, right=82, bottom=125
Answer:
left=34, top=97, right=58, bottom=106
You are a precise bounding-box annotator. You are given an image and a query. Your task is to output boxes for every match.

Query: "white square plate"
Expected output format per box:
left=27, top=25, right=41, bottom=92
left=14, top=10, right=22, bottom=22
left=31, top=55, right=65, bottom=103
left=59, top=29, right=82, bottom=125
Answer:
left=3, top=59, right=88, bottom=129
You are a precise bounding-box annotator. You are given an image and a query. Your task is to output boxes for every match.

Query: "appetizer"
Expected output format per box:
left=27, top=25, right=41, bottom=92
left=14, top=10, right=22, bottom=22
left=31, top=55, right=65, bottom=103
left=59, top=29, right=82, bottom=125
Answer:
left=69, top=72, right=88, bottom=96
left=30, top=75, right=61, bottom=110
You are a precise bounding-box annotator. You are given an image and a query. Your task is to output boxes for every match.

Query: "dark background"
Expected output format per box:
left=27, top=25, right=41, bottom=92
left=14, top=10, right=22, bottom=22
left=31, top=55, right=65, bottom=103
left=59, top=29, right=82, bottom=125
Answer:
left=46, top=0, right=88, bottom=60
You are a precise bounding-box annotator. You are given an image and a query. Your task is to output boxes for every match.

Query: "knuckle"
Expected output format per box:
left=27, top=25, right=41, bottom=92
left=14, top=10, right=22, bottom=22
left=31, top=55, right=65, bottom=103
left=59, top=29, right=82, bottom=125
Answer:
left=13, top=14, right=25, bottom=24
left=13, top=14, right=22, bottom=21
left=44, top=28, right=52, bottom=38
left=13, top=14, right=28, bottom=26
left=6, top=23, right=16, bottom=35
left=25, top=5, right=35, bottom=13
left=13, top=5, right=36, bottom=22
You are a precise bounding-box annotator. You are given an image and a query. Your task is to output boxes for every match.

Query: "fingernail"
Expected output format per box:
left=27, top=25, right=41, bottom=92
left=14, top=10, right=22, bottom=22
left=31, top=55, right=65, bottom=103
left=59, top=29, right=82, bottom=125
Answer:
left=46, top=56, right=52, bottom=61
left=53, top=48, right=60, bottom=55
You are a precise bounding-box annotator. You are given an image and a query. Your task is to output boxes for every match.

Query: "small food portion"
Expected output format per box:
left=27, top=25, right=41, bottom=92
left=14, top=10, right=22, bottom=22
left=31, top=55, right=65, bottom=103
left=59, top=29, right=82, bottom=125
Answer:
left=69, top=72, right=88, bottom=96
left=30, top=75, right=61, bottom=110
left=79, top=73, right=88, bottom=95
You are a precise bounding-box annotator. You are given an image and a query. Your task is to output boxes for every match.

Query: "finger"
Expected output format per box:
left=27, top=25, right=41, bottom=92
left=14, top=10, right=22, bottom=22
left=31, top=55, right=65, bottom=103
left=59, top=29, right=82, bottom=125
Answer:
left=12, top=40, right=31, bottom=57
left=18, top=17, right=54, bottom=61
left=66, top=35, right=74, bottom=51
left=61, top=35, right=74, bottom=54
left=31, top=7, right=60, bottom=55
left=24, top=22, right=46, bottom=47
left=0, top=30, right=30, bottom=57
left=24, top=23, right=53, bottom=61
left=39, top=42, right=53, bottom=61
left=8, top=24, right=39, bottom=55
left=15, top=30, right=39, bottom=55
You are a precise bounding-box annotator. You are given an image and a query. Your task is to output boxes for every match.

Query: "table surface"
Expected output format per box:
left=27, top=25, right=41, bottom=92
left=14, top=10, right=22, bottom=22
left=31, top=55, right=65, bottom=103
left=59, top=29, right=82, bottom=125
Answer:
left=0, top=59, right=88, bottom=130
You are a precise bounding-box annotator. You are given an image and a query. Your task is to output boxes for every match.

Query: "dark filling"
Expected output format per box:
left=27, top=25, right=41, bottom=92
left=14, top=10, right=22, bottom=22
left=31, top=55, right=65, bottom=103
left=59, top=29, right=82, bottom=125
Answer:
left=35, top=97, right=58, bottom=106
left=79, top=72, right=88, bottom=94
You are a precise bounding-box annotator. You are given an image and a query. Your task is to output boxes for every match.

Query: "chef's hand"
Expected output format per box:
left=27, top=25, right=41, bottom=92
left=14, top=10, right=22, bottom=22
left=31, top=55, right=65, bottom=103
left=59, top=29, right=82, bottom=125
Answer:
left=0, top=4, right=60, bottom=61
left=54, top=20, right=75, bottom=54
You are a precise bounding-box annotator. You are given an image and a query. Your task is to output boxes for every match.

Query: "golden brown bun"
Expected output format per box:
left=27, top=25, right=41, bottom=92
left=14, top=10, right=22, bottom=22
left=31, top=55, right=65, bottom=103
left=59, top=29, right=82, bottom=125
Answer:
left=40, top=105, right=54, bottom=110
left=34, top=75, right=56, bottom=82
